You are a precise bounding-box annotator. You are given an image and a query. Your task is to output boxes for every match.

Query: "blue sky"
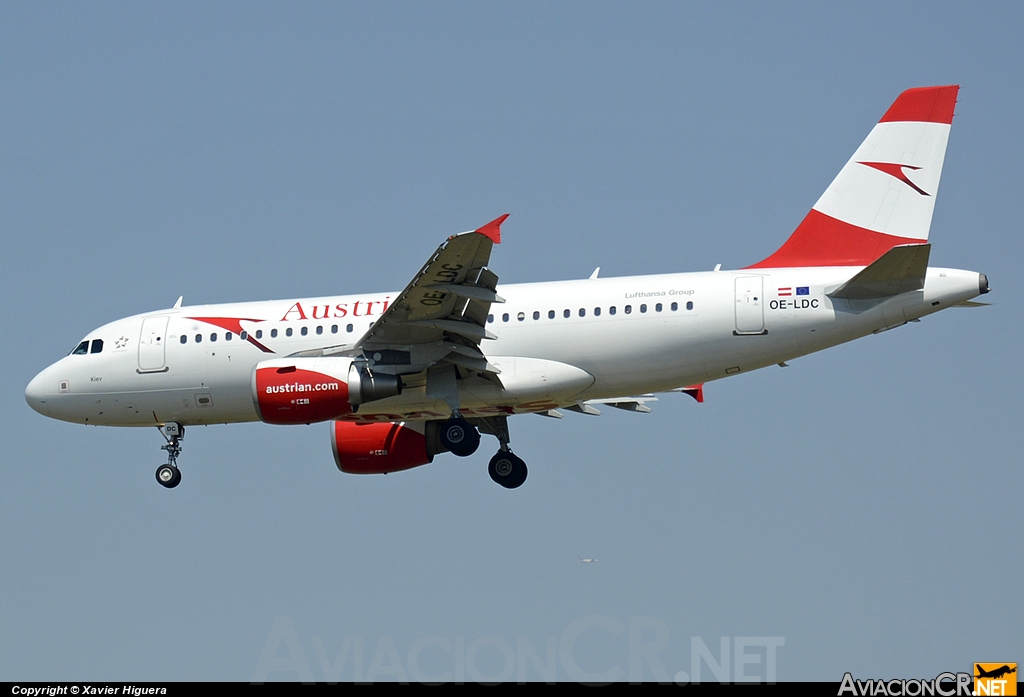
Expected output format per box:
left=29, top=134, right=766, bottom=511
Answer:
left=2, top=2, right=1020, bottom=682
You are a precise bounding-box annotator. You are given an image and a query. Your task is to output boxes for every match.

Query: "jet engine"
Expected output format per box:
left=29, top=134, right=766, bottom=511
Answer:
left=332, top=420, right=439, bottom=474
left=252, top=357, right=401, bottom=425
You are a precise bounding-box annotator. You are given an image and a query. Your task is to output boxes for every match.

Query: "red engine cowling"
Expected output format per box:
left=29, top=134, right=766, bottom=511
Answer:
left=252, top=357, right=404, bottom=425
left=253, top=359, right=355, bottom=425
left=332, top=421, right=434, bottom=474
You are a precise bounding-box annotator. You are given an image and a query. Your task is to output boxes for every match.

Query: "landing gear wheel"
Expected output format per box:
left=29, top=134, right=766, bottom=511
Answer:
left=154, top=423, right=185, bottom=489
left=156, top=464, right=181, bottom=488
left=489, top=451, right=527, bottom=489
left=440, top=417, right=480, bottom=457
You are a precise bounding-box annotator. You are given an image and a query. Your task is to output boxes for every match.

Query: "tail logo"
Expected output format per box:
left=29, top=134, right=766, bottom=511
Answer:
left=858, top=161, right=930, bottom=196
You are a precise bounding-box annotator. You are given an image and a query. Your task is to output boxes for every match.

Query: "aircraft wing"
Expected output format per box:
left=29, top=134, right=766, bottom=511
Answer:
left=343, top=215, right=509, bottom=376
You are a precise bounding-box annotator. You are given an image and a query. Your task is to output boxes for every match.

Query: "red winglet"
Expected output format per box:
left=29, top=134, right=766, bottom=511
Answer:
left=475, top=214, right=509, bottom=244
left=879, top=85, right=959, bottom=125
left=682, top=384, right=704, bottom=403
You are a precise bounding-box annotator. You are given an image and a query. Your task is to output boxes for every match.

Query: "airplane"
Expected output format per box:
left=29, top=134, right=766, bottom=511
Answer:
left=25, top=85, right=989, bottom=490
left=975, top=665, right=1016, bottom=680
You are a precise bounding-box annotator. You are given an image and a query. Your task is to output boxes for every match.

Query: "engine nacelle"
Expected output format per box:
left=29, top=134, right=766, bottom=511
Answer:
left=253, top=357, right=354, bottom=425
left=252, top=357, right=403, bottom=425
left=332, top=420, right=436, bottom=474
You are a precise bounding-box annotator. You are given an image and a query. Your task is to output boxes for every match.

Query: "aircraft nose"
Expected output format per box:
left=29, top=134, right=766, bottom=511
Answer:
left=25, top=369, right=51, bottom=417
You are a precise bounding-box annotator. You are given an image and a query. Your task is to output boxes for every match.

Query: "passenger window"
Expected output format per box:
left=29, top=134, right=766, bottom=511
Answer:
left=301, top=326, right=308, bottom=336
left=563, top=309, right=570, bottom=318
left=517, top=312, right=525, bottom=321
left=331, top=325, right=338, bottom=334
left=195, top=334, right=202, bottom=343
left=610, top=306, right=617, bottom=315
left=210, top=333, right=217, bottom=342
left=270, top=329, right=278, bottom=338
left=548, top=310, right=555, bottom=319
left=579, top=308, right=586, bottom=317
left=286, top=328, right=293, bottom=337
left=240, top=331, right=248, bottom=340
left=487, top=314, right=494, bottom=323
left=316, top=326, right=323, bottom=335
left=671, top=302, right=678, bottom=311
left=655, top=303, right=662, bottom=312
left=347, top=324, right=354, bottom=333
left=71, top=341, right=89, bottom=355
left=687, top=301, right=694, bottom=310
left=640, top=304, right=647, bottom=313
left=533, top=311, right=540, bottom=320
left=502, top=313, right=510, bottom=322
left=90, top=339, right=103, bottom=353
left=255, top=330, right=262, bottom=339
left=625, top=305, right=632, bottom=314
left=225, top=332, right=233, bottom=341
left=594, top=307, right=601, bottom=316
left=180, top=335, right=187, bottom=344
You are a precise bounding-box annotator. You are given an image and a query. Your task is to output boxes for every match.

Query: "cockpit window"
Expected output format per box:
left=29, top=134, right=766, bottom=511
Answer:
left=71, top=341, right=89, bottom=355
left=90, top=339, right=103, bottom=354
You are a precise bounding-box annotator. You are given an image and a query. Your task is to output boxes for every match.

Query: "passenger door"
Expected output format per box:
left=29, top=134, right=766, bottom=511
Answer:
left=138, top=316, right=170, bottom=372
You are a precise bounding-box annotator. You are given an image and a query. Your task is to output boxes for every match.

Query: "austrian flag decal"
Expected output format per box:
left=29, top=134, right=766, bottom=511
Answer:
left=777, top=287, right=809, bottom=297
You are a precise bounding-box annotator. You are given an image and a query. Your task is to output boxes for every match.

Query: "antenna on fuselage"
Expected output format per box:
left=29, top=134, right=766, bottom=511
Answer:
left=589, top=267, right=600, bottom=279
left=172, top=296, right=183, bottom=309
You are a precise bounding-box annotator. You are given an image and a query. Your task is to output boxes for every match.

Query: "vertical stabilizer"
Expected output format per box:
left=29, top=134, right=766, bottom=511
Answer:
left=747, top=85, right=958, bottom=268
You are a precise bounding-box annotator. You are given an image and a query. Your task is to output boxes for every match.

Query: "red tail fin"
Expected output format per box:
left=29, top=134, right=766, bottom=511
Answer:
left=747, top=86, right=958, bottom=268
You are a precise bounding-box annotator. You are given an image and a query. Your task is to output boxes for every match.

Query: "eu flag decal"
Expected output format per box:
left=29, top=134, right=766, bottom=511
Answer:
left=796, top=287, right=809, bottom=295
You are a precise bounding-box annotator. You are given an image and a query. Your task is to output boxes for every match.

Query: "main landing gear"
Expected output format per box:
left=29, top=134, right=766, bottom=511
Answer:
left=155, top=423, right=184, bottom=489
left=488, top=450, right=527, bottom=489
left=439, top=412, right=481, bottom=457
left=441, top=413, right=528, bottom=489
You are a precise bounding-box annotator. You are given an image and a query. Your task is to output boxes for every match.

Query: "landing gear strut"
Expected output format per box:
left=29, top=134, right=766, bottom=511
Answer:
left=155, top=423, right=184, bottom=488
left=439, top=412, right=481, bottom=457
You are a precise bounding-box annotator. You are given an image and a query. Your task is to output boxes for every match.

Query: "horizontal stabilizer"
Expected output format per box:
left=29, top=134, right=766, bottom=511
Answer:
left=828, top=244, right=930, bottom=300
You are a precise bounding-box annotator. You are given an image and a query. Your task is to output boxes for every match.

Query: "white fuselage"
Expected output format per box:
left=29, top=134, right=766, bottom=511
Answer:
left=25, top=265, right=984, bottom=428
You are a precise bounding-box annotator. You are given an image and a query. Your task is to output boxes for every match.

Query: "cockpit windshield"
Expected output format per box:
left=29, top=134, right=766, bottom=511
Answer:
left=69, top=339, right=103, bottom=355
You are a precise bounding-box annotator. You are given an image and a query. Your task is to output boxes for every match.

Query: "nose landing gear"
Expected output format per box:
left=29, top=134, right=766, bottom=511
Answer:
left=156, top=463, right=181, bottom=488
left=155, top=423, right=184, bottom=488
